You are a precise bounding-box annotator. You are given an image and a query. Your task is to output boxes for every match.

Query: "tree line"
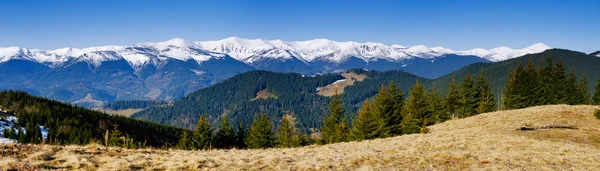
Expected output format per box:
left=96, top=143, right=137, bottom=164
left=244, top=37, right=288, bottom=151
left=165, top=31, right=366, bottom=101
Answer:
left=502, top=57, right=600, bottom=109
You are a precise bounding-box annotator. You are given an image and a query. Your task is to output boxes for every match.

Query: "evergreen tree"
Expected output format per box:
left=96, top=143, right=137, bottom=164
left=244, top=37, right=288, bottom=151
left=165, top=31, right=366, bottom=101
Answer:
left=459, top=73, right=477, bottom=117
left=565, top=70, right=579, bottom=105
left=17, top=128, right=26, bottom=143
left=387, top=82, right=405, bottom=136
left=177, top=131, right=191, bottom=150
left=215, top=116, right=235, bottom=149
left=234, top=121, right=246, bottom=149
left=523, top=59, right=541, bottom=106
left=593, top=78, right=600, bottom=105
left=245, top=113, right=275, bottom=149
left=444, top=75, right=461, bottom=118
left=373, top=84, right=394, bottom=137
left=426, top=85, right=444, bottom=124
left=108, top=124, right=123, bottom=147
left=553, top=60, right=570, bottom=104
left=320, top=92, right=348, bottom=144
left=536, top=57, right=557, bottom=104
left=475, top=71, right=496, bottom=114
left=191, top=115, right=213, bottom=150
left=277, top=116, right=299, bottom=148
left=401, top=80, right=428, bottom=134
left=575, top=73, right=590, bottom=104
left=350, top=99, right=387, bottom=141
left=502, top=64, right=526, bottom=109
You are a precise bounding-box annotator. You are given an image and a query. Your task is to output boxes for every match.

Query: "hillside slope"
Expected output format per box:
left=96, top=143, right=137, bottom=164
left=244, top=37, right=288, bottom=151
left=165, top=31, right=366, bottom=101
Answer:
left=3, top=105, right=599, bottom=170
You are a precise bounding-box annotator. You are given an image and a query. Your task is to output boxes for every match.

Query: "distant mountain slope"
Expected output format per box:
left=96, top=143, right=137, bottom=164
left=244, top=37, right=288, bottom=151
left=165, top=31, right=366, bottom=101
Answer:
left=432, top=49, right=600, bottom=98
left=0, top=38, right=550, bottom=107
left=131, top=69, right=428, bottom=130
left=590, top=51, right=600, bottom=57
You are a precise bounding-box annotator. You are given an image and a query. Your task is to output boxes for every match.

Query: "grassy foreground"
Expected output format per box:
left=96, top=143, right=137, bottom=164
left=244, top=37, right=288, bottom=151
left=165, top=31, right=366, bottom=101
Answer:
left=2, top=105, right=600, bottom=170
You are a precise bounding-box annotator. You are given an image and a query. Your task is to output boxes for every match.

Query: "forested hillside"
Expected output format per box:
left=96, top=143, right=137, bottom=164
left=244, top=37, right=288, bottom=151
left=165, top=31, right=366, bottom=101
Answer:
left=132, top=49, right=600, bottom=132
left=432, top=49, right=600, bottom=98
left=0, top=91, right=186, bottom=148
left=132, top=69, right=428, bottom=130
left=103, top=100, right=168, bottom=110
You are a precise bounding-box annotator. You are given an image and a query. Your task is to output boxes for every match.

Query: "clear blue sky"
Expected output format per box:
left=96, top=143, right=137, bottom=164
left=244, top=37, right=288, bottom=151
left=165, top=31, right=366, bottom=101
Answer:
left=0, top=0, right=598, bottom=53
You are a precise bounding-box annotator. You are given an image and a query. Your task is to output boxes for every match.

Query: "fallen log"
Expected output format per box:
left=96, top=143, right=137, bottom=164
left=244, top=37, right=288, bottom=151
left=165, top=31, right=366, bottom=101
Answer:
left=518, top=124, right=577, bottom=131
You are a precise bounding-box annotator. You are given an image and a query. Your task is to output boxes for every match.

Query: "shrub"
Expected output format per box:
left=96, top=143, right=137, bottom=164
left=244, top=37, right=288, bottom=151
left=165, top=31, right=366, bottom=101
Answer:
left=595, top=110, right=600, bottom=120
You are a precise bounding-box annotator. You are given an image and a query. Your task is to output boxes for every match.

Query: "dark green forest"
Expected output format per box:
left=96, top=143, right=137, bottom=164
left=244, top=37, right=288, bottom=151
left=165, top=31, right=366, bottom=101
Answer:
left=0, top=90, right=186, bottom=148
left=103, top=100, right=168, bottom=110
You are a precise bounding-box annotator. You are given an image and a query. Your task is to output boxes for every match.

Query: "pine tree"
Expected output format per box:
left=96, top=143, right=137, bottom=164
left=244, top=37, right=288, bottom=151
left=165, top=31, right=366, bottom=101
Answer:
left=575, top=73, right=590, bottom=104
left=191, top=115, right=213, bottom=150
left=502, top=63, right=526, bottom=109
left=245, top=113, right=275, bottom=149
left=536, top=57, right=556, bottom=104
left=387, top=82, right=405, bottom=136
left=593, top=78, right=600, bottom=105
left=277, top=116, right=299, bottom=148
left=444, top=75, right=461, bottom=118
left=108, top=124, right=123, bottom=147
left=215, top=116, right=235, bottom=149
left=523, top=59, right=541, bottom=106
left=373, top=84, right=394, bottom=137
left=553, top=60, right=570, bottom=104
left=234, top=121, right=246, bottom=149
left=426, top=85, right=444, bottom=124
left=320, top=92, right=348, bottom=144
left=459, top=73, right=477, bottom=117
left=565, top=70, right=579, bottom=105
left=350, top=99, right=387, bottom=141
left=177, top=131, right=191, bottom=150
left=475, top=71, right=496, bottom=114
left=401, top=80, right=428, bottom=134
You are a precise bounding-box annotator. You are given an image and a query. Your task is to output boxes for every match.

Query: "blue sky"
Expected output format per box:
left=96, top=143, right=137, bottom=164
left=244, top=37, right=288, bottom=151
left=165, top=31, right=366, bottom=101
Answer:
left=0, top=0, right=598, bottom=53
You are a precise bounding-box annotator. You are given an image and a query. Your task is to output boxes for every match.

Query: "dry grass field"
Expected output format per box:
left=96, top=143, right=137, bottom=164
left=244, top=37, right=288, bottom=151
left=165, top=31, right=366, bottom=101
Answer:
left=1, top=105, right=599, bottom=170
left=93, top=108, right=143, bottom=117
left=317, top=72, right=367, bottom=97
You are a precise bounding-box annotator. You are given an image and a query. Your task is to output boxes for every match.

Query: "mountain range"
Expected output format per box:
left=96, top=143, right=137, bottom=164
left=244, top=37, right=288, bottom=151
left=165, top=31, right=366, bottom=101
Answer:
left=132, top=49, right=600, bottom=130
left=0, top=37, right=552, bottom=107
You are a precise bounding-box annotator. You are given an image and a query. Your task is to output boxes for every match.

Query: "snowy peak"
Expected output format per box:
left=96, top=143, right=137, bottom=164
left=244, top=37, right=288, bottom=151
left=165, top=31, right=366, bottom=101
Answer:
left=590, top=51, right=600, bottom=57
left=0, top=38, right=553, bottom=68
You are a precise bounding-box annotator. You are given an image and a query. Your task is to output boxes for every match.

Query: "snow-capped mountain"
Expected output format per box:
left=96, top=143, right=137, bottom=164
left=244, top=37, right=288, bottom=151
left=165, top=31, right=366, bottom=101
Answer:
left=0, top=37, right=556, bottom=108
left=0, top=37, right=552, bottom=68
left=590, top=51, right=600, bottom=57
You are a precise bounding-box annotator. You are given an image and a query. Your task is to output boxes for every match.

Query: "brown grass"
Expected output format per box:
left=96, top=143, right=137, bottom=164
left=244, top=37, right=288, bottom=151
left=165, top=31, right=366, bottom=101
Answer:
left=93, top=108, right=143, bottom=117
left=2, top=105, right=600, bottom=170
left=318, top=72, right=367, bottom=97
left=251, top=89, right=278, bottom=101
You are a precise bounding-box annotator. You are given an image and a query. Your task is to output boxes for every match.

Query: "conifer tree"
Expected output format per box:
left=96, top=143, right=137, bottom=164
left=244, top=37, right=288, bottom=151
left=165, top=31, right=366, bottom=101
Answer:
left=444, top=75, right=461, bottom=118
left=523, top=59, right=541, bottom=106
left=191, top=115, right=213, bottom=150
left=177, top=131, right=191, bottom=150
left=426, top=85, right=444, bottom=124
left=553, top=60, right=570, bottom=103
left=387, top=82, right=405, bottom=136
left=502, top=64, right=526, bottom=109
left=234, top=121, right=246, bottom=149
left=536, top=57, right=556, bottom=104
left=459, top=73, right=477, bottom=117
left=108, top=124, right=123, bottom=147
left=401, top=80, right=428, bottom=134
left=350, top=99, right=387, bottom=141
left=277, top=116, right=299, bottom=148
left=575, top=73, right=590, bottom=104
left=246, top=113, right=275, bottom=149
left=320, top=92, right=348, bottom=144
left=373, top=84, right=394, bottom=137
left=215, top=116, right=235, bottom=149
left=475, top=72, right=496, bottom=114
left=565, top=70, right=579, bottom=105
left=593, top=78, right=600, bottom=105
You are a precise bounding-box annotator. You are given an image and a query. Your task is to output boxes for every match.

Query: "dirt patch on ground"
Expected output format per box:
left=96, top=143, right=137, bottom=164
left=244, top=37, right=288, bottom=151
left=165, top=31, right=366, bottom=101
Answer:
left=2, top=105, right=600, bottom=170
left=94, top=108, right=143, bottom=117
left=317, top=72, right=367, bottom=97
left=251, top=89, right=278, bottom=101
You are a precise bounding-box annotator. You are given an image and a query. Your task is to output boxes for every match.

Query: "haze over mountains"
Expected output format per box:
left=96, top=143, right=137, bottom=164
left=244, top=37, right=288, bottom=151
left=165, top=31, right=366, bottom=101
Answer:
left=0, top=37, right=552, bottom=107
